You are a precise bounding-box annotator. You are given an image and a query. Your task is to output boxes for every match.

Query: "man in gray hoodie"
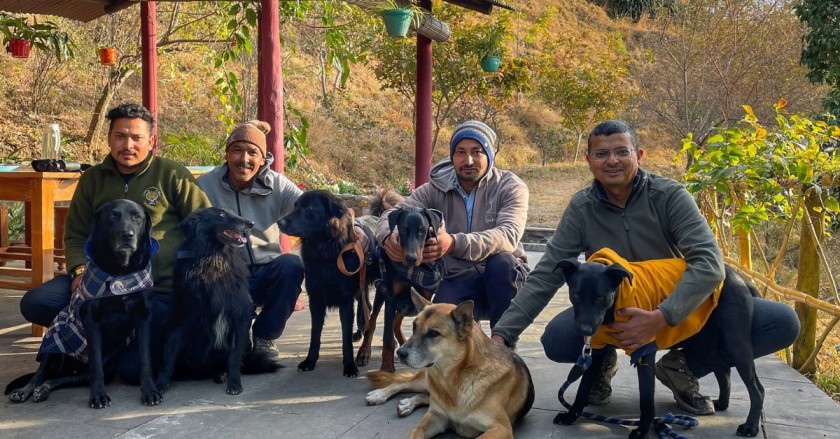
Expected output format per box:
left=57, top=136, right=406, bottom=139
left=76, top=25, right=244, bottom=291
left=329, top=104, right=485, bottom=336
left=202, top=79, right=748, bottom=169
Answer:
left=197, top=120, right=304, bottom=367
left=377, top=120, right=530, bottom=329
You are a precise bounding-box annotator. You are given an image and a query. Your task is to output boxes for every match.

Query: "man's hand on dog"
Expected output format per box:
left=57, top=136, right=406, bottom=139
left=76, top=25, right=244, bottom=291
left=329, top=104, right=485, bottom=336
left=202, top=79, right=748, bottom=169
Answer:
left=610, top=307, right=668, bottom=351
left=382, top=224, right=453, bottom=264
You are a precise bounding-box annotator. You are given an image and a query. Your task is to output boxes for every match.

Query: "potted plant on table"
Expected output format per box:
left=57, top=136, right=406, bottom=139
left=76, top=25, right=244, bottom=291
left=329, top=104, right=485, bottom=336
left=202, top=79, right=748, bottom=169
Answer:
left=378, top=0, right=424, bottom=38
left=0, top=13, right=74, bottom=60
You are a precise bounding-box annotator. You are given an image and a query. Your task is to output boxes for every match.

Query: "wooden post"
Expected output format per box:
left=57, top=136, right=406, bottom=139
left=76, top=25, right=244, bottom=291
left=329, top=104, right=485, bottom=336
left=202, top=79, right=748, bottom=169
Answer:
left=141, top=1, right=158, bottom=153
left=415, top=0, right=433, bottom=186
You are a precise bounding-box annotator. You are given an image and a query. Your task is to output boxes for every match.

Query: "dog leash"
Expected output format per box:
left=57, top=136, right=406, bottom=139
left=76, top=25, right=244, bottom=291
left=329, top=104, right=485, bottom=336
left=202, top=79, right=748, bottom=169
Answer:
left=555, top=336, right=699, bottom=439
left=336, top=207, right=371, bottom=333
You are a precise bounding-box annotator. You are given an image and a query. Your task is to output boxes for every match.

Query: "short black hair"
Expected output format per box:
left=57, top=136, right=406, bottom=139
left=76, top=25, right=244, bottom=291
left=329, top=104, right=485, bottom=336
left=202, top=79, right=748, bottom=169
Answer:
left=105, top=103, right=155, bottom=135
left=587, top=120, right=639, bottom=152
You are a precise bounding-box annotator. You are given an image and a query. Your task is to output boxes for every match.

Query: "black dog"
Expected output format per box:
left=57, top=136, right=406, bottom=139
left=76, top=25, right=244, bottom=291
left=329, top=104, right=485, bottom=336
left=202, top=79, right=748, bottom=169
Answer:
left=6, top=199, right=161, bottom=408
left=155, top=207, right=281, bottom=396
left=355, top=206, right=443, bottom=373
left=278, top=190, right=379, bottom=378
left=554, top=250, right=765, bottom=438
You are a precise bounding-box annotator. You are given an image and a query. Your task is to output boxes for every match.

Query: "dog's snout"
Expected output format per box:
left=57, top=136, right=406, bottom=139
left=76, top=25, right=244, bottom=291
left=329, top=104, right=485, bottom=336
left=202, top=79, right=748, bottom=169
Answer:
left=397, top=347, right=408, bottom=361
left=121, top=230, right=136, bottom=242
left=246, top=219, right=255, bottom=229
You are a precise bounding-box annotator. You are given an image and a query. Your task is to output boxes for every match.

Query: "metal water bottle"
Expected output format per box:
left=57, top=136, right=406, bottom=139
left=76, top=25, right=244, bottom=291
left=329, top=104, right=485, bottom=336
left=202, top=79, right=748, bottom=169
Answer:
left=41, top=123, right=61, bottom=160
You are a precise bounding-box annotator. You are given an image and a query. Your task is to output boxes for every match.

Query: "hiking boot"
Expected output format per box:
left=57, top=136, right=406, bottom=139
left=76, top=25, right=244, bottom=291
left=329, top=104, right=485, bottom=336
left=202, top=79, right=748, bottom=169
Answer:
left=587, top=348, right=618, bottom=406
left=655, top=350, right=714, bottom=415
left=253, top=337, right=282, bottom=363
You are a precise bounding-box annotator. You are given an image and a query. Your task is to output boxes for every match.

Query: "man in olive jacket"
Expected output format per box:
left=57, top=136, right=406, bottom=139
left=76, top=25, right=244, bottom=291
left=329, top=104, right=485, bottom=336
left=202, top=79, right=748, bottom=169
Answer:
left=20, top=103, right=211, bottom=383
left=377, top=120, right=530, bottom=328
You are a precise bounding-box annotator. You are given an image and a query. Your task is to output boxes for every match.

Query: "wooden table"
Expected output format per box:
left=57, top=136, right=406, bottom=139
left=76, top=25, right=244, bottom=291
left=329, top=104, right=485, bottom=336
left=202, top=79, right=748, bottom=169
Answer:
left=0, top=169, right=79, bottom=336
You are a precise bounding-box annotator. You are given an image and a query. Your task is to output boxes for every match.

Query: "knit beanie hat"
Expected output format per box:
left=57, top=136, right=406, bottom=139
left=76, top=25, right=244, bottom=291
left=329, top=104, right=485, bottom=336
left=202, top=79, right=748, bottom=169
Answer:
left=449, top=120, right=496, bottom=168
left=226, top=120, right=271, bottom=157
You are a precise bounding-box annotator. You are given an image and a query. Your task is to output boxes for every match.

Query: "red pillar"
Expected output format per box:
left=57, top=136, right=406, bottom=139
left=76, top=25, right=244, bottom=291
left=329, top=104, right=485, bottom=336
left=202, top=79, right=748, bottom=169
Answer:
left=415, top=0, right=433, bottom=186
left=257, top=0, right=284, bottom=172
left=140, top=1, right=158, bottom=153
left=257, top=0, right=290, bottom=252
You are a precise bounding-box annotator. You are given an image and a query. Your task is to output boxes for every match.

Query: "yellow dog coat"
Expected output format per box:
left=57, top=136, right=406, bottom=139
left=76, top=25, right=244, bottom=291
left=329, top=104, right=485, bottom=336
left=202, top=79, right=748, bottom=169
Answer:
left=588, top=248, right=722, bottom=359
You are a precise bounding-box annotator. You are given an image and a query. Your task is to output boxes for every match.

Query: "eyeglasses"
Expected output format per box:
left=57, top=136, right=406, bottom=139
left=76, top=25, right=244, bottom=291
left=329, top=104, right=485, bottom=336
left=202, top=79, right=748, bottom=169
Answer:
left=589, top=147, right=634, bottom=161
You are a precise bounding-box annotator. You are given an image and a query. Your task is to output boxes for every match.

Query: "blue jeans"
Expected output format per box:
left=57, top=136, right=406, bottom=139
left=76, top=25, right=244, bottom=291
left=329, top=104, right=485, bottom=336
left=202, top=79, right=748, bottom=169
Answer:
left=433, top=252, right=528, bottom=328
left=540, top=297, right=800, bottom=377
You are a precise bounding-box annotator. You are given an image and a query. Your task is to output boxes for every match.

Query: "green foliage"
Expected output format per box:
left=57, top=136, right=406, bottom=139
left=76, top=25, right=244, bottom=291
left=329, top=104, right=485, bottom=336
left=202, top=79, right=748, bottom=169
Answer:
left=681, top=100, right=840, bottom=233
left=0, top=13, right=74, bottom=60
left=328, top=179, right=363, bottom=195
left=284, top=104, right=311, bottom=172
left=795, top=1, right=840, bottom=118
left=395, top=179, right=414, bottom=196
left=158, top=131, right=225, bottom=166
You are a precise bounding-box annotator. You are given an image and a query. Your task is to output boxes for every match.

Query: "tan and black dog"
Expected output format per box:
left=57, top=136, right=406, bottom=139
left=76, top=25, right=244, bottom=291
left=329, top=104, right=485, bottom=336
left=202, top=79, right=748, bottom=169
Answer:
left=366, top=292, right=534, bottom=439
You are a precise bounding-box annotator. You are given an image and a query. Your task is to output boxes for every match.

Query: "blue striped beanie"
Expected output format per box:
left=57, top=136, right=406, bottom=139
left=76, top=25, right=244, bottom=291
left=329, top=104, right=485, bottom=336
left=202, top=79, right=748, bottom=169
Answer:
left=449, top=120, right=496, bottom=168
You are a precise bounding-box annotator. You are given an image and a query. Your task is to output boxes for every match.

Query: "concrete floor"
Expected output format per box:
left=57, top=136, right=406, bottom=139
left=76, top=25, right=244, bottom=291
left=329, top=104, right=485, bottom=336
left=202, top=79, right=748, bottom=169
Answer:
left=1, top=251, right=838, bottom=438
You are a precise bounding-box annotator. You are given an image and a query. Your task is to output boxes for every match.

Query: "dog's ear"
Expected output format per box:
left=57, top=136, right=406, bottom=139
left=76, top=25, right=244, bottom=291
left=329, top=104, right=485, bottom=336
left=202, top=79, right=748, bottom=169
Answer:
left=180, top=211, right=202, bottom=233
left=605, top=263, right=633, bottom=287
left=554, top=258, right=581, bottom=281
left=328, top=194, right=347, bottom=220
left=452, top=300, right=475, bottom=339
left=388, top=208, right=405, bottom=232
left=410, top=290, right=432, bottom=313
left=423, top=209, right=443, bottom=234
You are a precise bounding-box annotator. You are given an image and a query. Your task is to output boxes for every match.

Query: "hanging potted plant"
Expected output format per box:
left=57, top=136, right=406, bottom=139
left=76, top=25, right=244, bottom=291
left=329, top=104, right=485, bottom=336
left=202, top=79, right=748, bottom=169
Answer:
left=0, top=14, right=74, bottom=60
left=99, top=47, right=117, bottom=66
left=476, top=22, right=505, bottom=73
left=378, top=0, right=423, bottom=38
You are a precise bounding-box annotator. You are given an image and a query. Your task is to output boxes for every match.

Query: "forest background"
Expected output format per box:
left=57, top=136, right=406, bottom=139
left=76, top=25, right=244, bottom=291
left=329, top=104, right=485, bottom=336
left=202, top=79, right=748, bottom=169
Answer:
left=0, top=0, right=838, bottom=402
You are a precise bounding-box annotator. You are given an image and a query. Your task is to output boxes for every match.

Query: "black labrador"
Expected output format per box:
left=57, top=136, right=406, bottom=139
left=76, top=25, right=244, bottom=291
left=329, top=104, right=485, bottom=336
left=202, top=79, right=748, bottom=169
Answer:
left=278, top=190, right=379, bottom=378
left=6, top=199, right=161, bottom=408
left=355, top=206, right=443, bottom=373
left=156, top=207, right=279, bottom=396
left=553, top=256, right=766, bottom=438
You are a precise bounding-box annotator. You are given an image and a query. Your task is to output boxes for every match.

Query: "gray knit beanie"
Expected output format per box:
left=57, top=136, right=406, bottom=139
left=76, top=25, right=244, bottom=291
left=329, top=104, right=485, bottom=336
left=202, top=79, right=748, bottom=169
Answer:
left=449, top=120, right=496, bottom=168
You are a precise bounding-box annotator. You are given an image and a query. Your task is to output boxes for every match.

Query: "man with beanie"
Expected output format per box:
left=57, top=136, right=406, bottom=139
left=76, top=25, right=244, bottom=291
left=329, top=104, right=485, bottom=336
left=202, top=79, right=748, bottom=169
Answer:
left=20, top=102, right=212, bottom=384
left=197, top=120, right=304, bottom=367
left=376, top=120, right=530, bottom=330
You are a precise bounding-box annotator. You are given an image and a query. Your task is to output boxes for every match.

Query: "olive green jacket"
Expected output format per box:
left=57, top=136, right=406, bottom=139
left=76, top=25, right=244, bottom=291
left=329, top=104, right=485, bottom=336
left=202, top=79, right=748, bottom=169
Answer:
left=64, top=155, right=211, bottom=293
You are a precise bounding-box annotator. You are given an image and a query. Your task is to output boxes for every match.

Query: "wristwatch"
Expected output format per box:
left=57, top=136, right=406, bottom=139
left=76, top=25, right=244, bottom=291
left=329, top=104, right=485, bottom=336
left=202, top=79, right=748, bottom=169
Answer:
left=71, top=265, right=86, bottom=278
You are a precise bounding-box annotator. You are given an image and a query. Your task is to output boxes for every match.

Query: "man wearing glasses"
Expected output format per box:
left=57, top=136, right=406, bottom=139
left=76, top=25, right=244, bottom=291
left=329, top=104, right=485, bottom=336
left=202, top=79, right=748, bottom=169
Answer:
left=491, top=120, right=799, bottom=416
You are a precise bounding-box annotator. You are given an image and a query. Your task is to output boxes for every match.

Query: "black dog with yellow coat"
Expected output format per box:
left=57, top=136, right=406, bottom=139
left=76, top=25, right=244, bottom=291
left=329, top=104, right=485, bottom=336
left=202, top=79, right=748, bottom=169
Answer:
left=554, top=249, right=765, bottom=438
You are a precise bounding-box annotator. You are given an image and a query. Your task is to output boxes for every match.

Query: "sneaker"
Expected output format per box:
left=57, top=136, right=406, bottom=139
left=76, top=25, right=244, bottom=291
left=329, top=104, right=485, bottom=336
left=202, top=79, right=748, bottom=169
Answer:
left=253, top=337, right=282, bottom=363
left=655, top=350, right=714, bottom=415
left=587, top=349, right=618, bottom=406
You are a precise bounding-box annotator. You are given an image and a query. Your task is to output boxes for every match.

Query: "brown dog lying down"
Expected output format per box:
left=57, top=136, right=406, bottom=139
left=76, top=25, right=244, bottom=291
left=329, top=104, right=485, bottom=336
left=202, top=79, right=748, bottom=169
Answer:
left=365, top=292, right=534, bottom=439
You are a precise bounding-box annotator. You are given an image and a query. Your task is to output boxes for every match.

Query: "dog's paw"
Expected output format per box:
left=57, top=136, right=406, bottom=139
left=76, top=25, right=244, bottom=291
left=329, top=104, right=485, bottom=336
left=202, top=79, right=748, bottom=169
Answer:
left=397, top=397, right=418, bottom=417
left=365, top=389, right=390, bottom=405
left=553, top=411, right=578, bottom=425
left=7, top=388, right=31, bottom=403
left=713, top=398, right=729, bottom=412
left=355, top=350, right=370, bottom=367
left=628, top=428, right=651, bottom=439
left=142, top=390, right=163, bottom=406
left=32, top=385, right=52, bottom=403
left=155, top=379, right=170, bottom=394
left=736, top=422, right=759, bottom=437
left=344, top=364, right=360, bottom=378
left=225, top=381, right=243, bottom=395
left=213, top=373, right=227, bottom=383
left=89, top=393, right=112, bottom=409
left=298, top=358, right=317, bottom=372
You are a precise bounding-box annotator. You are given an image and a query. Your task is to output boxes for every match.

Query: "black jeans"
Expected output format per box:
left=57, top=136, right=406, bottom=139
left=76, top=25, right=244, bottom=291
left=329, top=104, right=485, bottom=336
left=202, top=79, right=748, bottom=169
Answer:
left=432, top=252, right=528, bottom=328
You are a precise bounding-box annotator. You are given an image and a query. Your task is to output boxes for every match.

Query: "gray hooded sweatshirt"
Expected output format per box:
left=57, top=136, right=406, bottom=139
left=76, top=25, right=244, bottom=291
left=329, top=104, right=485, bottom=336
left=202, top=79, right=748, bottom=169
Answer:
left=197, top=156, right=302, bottom=266
left=376, top=158, right=529, bottom=279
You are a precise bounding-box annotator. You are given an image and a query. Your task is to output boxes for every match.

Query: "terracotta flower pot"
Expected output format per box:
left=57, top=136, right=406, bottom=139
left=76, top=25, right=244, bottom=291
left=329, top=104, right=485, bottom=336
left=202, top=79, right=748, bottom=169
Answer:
left=99, top=47, right=117, bottom=66
left=9, top=39, right=30, bottom=58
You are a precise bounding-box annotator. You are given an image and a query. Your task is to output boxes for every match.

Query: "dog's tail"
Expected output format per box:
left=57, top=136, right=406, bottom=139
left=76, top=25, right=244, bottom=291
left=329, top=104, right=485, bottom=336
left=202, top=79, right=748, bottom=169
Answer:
left=513, top=353, right=535, bottom=424
left=366, top=370, right=418, bottom=389
left=241, top=350, right=284, bottom=375
left=369, top=188, right=405, bottom=217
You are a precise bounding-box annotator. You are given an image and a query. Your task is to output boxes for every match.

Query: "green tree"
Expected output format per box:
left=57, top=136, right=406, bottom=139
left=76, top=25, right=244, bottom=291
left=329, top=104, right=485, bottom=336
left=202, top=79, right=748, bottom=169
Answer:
left=795, top=0, right=840, bottom=118
left=370, top=6, right=533, bottom=154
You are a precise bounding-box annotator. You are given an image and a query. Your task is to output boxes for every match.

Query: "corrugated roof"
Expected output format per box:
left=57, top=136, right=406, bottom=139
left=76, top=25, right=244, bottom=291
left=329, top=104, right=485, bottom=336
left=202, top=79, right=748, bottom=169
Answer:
left=0, top=0, right=135, bottom=23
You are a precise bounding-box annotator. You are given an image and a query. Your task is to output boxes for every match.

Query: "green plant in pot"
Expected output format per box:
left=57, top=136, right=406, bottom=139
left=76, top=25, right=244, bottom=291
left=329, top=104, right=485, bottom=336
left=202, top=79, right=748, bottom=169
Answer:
left=476, top=22, right=505, bottom=73
left=379, top=0, right=424, bottom=38
left=0, top=13, right=74, bottom=60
